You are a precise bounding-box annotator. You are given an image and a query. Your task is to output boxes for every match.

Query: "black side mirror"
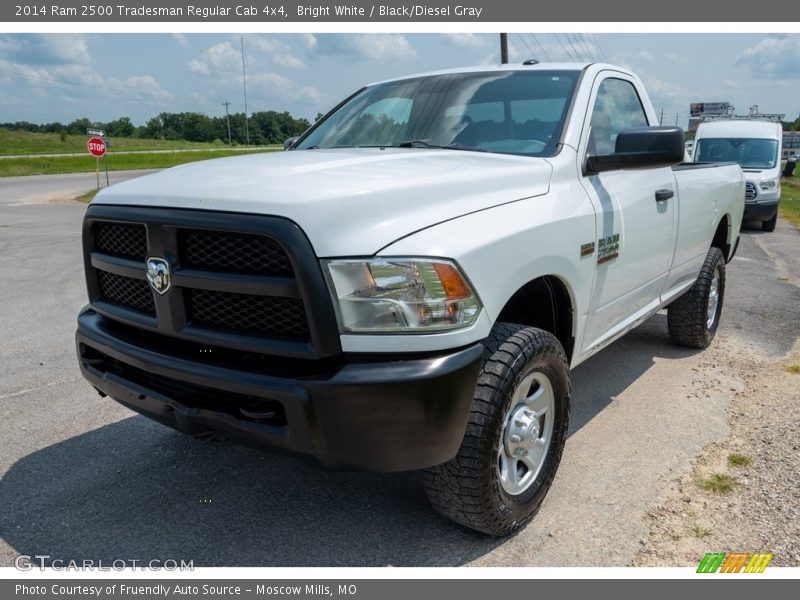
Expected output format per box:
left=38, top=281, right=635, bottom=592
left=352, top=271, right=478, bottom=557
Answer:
left=283, top=136, right=300, bottom=151
left=586, top=126, right=685, bottom=174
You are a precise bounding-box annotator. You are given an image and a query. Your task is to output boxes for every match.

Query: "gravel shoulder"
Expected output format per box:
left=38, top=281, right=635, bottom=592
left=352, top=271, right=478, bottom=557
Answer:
left=634, top=221, right=800, bottom=567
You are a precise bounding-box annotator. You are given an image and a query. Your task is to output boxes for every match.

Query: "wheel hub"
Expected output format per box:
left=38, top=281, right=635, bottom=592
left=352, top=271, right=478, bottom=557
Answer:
left=497, top=371, right=556, bottom=496
left=707, top=269, right=720, bottom=329
left=504, top=405, right=540, bottom=458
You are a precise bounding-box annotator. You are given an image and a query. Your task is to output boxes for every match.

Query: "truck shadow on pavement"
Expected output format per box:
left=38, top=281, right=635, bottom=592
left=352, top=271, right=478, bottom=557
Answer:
left=0, top=318, right=699, bottom=567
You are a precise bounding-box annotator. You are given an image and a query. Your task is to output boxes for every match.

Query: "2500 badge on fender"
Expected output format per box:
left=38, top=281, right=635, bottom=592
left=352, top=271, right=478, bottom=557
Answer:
left=76, top=61, right=744, bottom=536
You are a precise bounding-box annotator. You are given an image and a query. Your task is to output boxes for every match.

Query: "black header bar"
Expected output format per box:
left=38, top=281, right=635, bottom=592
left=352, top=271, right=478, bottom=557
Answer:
left=3, top=0, right=793, bottom=22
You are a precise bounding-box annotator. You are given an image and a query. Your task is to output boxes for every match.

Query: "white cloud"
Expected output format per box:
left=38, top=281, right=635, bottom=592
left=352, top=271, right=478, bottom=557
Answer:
left=249, top=36, right=305, bottom=69
left=646, top=78, right=685, bottom=99
left=441, top=33, right=487, bottom=49
left=171, top=33, right=189, bottom=48
left=249, top=72, right=294, bottom=91
left=189, top=41, right=241, bottom=76
left=297, top=33, right=317, bottom=51
left=297, top=86, right=322, bottom=103
left=310, top=34, right=417, bottom=62
left=0, top=36, right=24, bottom=53
left=188, top=59, right=209, bottom=75
left=7, top=34, right=93, bottom=65
left=737, top=35, right=800, bottom=79
left=111, top=75, right=172, bottom=103
left=0, top=55, right=171, bottom=107
left=635, top=50, right=654, bottom=61
left=664, top=52, right=685, bottom=64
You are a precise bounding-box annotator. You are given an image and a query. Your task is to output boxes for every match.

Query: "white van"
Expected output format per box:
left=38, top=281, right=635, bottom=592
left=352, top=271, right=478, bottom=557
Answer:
left=694, top=120, right=783, bottom=231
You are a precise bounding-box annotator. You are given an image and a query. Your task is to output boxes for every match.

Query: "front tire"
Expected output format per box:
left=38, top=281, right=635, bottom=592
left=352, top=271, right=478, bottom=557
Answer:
left=667, top=246, right=726, bottom=348
left=422, top=324, right=571, bottom=536
left=762, top=212, right=778, bottom=232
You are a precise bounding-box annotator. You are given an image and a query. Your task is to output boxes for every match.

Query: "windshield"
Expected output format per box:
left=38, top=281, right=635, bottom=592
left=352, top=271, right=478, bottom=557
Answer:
left=296, top=70, right=580, bottom=156
left=694, top=137, right=779, bottom=169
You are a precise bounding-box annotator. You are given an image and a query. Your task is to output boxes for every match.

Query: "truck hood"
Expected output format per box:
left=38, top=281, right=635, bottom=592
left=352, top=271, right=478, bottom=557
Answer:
left=93, top=148, right=552, bottom=256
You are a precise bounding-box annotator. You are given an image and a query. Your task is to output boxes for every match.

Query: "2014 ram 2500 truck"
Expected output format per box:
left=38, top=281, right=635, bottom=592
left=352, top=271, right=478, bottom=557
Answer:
left=76, top=63, right=744, bottom=536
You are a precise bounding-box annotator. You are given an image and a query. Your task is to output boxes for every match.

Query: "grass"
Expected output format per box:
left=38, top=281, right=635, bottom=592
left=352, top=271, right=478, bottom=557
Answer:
left=76, top=189, right=99, bottom=204
left=691, top=523, right=712, bottom=539
left=784, top=364, right=800, bottom=374
left=0, top=128, right=233, bottom=155
left=780, top=178, right=800, bottom=228
left=697, top=473, right=735, bottom=494
left=727, top=453, right=752, bottom=467
left=0, top=148, right=279, bottom=177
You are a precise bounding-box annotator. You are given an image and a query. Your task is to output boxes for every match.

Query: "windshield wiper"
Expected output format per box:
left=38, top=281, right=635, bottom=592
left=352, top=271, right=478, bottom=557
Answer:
left=395, top=140, right=491, bottom=153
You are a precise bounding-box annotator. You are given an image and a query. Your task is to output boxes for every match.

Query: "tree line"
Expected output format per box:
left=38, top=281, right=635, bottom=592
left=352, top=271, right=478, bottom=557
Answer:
left=1, top=111, right=314, bottom=145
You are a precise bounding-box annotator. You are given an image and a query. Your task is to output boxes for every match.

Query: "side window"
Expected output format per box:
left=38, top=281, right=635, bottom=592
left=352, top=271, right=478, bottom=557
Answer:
left=589, top=78, right=649, bottom=155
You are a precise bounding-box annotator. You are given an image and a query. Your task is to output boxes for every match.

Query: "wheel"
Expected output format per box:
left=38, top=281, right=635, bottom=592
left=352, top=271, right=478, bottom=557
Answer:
left=667, top=247, right=725, bottom=348
left=422, top=323, right=571, bottom=536
left=762, top=212, right=778, bottom=232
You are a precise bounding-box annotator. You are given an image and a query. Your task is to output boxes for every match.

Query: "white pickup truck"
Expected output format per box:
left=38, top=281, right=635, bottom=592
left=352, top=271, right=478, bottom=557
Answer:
left=76, top=63, right=744, bottom=536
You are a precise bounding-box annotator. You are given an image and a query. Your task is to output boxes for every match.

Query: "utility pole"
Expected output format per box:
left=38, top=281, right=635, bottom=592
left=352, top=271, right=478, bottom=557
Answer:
left=222, top=101, right=232, bottom=145
left=500, top=33, right=508, bottom=64
left=675, top=113, right=679, bottom=127
left=659, top=108, right=664, bottom=126
left=241, top=36, right=250, bottom=146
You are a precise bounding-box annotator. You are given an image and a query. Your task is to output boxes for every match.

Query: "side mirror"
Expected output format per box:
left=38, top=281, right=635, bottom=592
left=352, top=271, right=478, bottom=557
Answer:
left=586, top=126, right=685, bottom=174
left=283, top=136, right=300, bottom=151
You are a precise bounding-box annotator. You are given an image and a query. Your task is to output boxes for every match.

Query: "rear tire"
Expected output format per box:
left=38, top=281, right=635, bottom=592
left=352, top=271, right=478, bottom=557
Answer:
left=422, top=323, right=570, bottom=536
left=762, top=212, right=778, bottom=232
left=667, top=247, right=725, bottom=348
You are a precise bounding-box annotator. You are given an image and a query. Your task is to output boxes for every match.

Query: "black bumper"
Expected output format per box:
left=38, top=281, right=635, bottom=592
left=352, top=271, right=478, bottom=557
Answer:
left=743, top=201, right=779, bottom=222
left=76, top=309, right=483, bottom=472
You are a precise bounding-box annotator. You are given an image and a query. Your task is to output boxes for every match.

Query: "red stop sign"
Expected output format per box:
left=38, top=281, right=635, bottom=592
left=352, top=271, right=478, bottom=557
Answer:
left=87, top=137, right=106, bottom=157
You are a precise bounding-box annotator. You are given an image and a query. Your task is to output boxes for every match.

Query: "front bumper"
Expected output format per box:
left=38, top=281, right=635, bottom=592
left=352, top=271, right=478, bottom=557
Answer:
left=76, top=308, right=483, bottom=472
left=743, top=200, right=779, bottom=222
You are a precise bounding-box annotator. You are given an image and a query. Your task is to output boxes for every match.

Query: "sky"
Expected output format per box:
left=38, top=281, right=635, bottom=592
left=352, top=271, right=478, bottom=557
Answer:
left=0, top=33, right=798, bottom=129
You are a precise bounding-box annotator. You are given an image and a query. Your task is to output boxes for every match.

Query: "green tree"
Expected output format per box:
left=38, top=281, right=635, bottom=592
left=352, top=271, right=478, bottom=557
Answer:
left=105, top=116, right=135, bottom=137
left=183, top=113, right=216, bottom=142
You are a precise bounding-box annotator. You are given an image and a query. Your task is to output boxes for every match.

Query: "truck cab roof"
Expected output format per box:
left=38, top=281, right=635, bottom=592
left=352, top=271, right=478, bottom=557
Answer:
left=695, top=120, right=783, bottom=140
left=368, top=62, right=599, bottom=87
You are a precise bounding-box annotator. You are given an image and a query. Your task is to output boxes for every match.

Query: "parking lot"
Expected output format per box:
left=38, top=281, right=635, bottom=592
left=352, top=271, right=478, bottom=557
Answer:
left=1, top=176, right=798, bottom=567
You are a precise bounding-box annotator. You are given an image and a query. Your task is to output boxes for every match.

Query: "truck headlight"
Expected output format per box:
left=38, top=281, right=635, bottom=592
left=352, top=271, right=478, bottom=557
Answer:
left=759, top=178, right=778, bottom=191
left=323, top=258, right=482, bottom=333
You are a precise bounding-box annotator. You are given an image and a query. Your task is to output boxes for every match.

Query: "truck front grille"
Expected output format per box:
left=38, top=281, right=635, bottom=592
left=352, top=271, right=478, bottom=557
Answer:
left=95, top=223, right=147, bottom=260
left=179, top=230, right=294, bottom=276
left=745, top=181, right=757, bottom=200
left=187, top=289, right=309, bottom=339
left=82, top=206, right=341, bottom=359
left=97, top=270, right=156, bottom=316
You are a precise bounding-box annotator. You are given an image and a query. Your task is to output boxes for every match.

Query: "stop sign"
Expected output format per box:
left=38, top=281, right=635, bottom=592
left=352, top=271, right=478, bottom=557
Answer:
left=87, top=137, right=106, bottom=157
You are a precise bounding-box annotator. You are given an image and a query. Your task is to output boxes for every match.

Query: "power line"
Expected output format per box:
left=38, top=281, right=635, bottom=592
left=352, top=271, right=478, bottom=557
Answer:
left=554, top=33, right=578, bottom=61
left=527, top=33, right=553, bottom=62
left=566, top=33, right=584, bottom=60
left=576, top=33, right=597, bottom=62
left=515, top=33, right=535, bottom=61
left=572, top=33, right=593, bottom=61
left=589, top=33, right=610, bottom=62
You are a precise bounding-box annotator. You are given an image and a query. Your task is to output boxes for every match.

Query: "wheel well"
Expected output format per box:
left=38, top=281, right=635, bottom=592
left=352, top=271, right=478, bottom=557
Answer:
left=712, top=214, right=731, bottom=259
left=496, top=276, right=574, bottom=362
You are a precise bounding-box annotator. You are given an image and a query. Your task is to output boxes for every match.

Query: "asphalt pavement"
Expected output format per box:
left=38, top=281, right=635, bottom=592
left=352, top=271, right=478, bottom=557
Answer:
left=0, top=170, right=157, bottom=206
left=0, top=177, right=798, bottom=566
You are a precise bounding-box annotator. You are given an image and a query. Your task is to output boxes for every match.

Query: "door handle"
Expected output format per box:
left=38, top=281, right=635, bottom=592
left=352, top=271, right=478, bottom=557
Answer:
left=655, top=189, right=674, bottom=202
